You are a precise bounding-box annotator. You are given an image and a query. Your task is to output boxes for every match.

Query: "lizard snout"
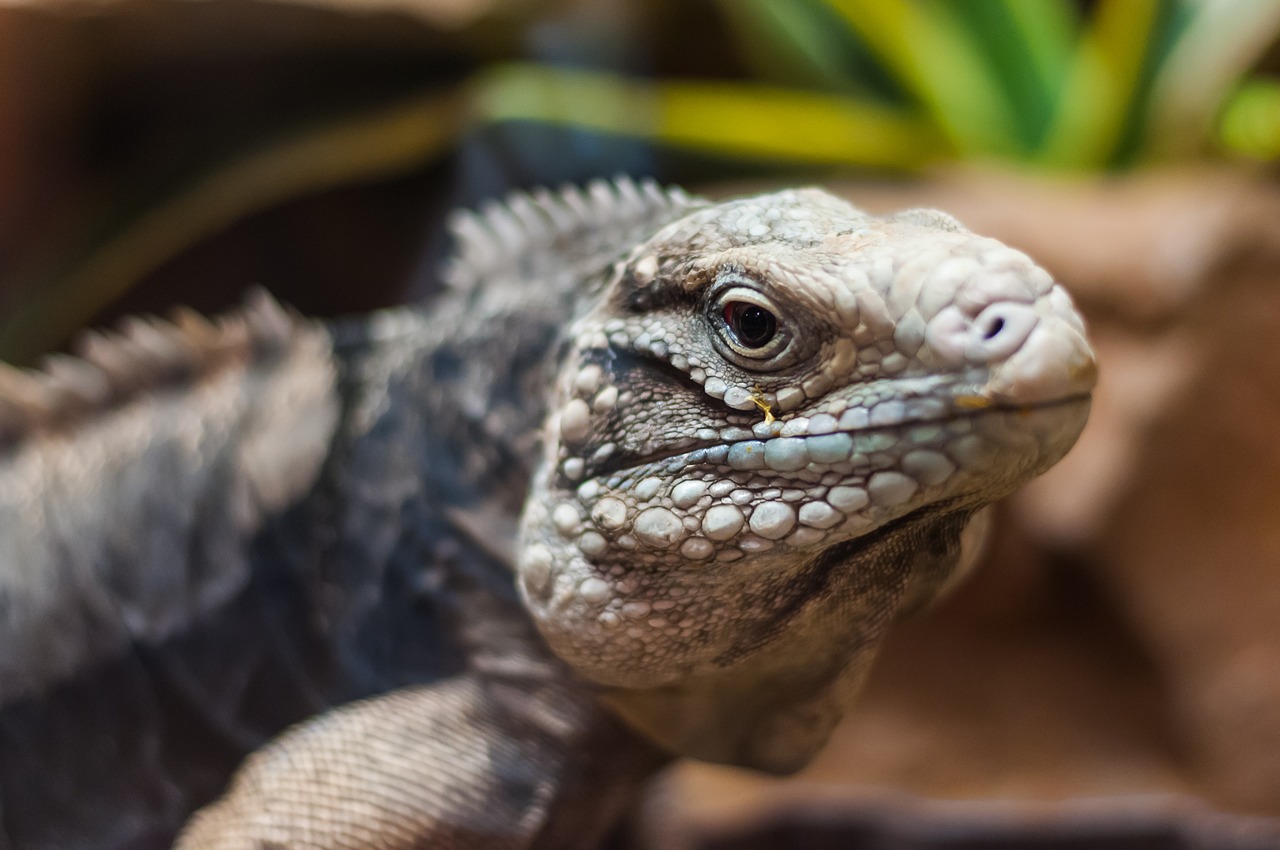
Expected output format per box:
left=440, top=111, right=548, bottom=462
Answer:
left=924, top=287, right=1097, bottom=407
left=984, top=293, right=1096, bottom=407
left=923, top=301, right=1039, bottom=365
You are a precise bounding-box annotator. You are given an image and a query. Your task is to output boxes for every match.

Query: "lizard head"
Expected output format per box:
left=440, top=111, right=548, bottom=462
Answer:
left=517, top=187, right=1096, bottom=772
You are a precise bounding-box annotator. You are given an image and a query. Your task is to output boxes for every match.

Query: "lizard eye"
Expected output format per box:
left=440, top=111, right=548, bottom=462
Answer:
left=709, top=282, right=794, bottom=368
left=724, top=301, right=777, bottom=349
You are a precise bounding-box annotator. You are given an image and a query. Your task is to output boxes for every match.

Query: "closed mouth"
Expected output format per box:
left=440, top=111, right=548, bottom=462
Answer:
left=592, top=392, right=1091, bottom=481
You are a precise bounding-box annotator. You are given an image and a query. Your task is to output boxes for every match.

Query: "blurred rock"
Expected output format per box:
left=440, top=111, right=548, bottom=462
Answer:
left=649, top=792, right=1280, bottom=850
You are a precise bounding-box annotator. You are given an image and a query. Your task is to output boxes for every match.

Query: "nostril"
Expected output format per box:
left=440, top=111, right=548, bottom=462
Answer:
left=965, top=303, right=1038, bottom=363
left=980, top=315, right=1006, bottom=342
left=923, top=303, right=1041, bottom=366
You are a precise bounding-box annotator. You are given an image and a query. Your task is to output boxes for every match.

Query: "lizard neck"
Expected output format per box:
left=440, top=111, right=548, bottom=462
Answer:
left=598, top=506, right=977, bottom=773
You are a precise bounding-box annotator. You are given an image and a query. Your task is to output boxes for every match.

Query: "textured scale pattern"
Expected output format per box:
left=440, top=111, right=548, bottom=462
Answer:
left=515, top=187, right=1094, bottom=769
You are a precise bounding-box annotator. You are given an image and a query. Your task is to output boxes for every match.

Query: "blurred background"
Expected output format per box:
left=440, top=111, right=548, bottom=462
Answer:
left=2, top=0, right=1280, bottom=847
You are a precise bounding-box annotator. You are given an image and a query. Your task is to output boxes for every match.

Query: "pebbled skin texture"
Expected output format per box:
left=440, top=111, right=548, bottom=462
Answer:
left=0, top=180, right=1094, bottom=848
left=517, top=187, right=1094, bottom=771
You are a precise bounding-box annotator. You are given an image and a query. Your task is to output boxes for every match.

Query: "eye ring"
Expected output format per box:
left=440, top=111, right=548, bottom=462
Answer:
left=709, top=284, right=793, bottom=367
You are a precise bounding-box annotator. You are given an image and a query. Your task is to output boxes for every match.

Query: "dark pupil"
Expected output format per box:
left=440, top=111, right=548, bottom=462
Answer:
left=727, top=302, right=777, bottom=348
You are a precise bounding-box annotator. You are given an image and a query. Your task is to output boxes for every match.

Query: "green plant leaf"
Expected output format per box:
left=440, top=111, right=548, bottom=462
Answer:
left=0, top=88, right=464, bottom=363
left=1218, top=77, right=1280, bottom=161
left=1143, top=0, right=1280, bottom=161
left=820, top=0, right=1023, bottom=158
left=473, top=63, right=948, bottom=169
left=931, top=0, right=1078, bottom=151
left=714, top=0, right=906, bottom=101
left=1038, top=0, right=1172, bottom=168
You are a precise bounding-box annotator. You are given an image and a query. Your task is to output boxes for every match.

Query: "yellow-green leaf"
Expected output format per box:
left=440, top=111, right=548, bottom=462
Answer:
left=0, top=87, right=464, bottom=363
left=473, top=63, right=948, bottom=169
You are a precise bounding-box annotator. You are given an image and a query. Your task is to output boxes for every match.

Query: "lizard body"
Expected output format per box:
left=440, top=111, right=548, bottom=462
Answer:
left=0, top=179, right=1094, bottom=848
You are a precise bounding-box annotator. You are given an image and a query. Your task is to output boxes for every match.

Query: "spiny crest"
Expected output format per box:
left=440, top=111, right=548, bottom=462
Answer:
left=0, top=289, right=306, bottom=451
left=442, top=176, right=701, bottom=291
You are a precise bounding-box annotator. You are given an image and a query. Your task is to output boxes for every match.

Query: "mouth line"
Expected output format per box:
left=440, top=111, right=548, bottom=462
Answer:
left=590, top=392, right=1091, bottom=480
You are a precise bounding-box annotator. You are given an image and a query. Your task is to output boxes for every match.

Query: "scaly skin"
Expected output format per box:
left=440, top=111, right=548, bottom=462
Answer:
left=0, top=181, right=1094, bottom=848
left=517, top=188, right=1095, bottom=771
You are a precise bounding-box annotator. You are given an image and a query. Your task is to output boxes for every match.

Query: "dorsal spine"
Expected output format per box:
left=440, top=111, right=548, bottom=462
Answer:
left=0, top=289, right=308, bottom=450
left=441, top=176, right=700, bottom=292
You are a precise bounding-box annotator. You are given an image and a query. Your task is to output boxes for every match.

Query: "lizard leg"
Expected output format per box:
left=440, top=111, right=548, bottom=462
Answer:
left=177, top=676, right=664, bottom=850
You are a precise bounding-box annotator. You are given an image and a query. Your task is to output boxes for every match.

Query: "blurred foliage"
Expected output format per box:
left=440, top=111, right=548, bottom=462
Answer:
left=1219, top=78, right=1280, bottom=161
left=2, top=0, right=1280, bottom=361
left=508, top=0, right=1280, bottom=171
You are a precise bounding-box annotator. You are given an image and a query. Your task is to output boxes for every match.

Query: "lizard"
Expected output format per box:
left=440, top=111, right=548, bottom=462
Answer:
left=0, top=178, right=1096, bottom=849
